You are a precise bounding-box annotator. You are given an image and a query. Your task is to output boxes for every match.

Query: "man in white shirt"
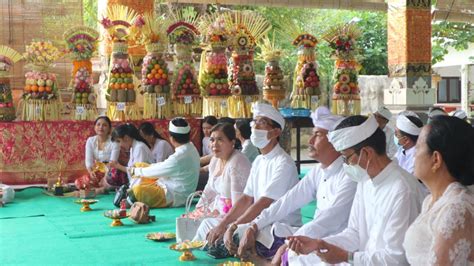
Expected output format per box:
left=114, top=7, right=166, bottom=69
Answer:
left=373, top=106, right=397, bottom=158
left=125, top=118, right=200, bottom=208
left=193, top=103, right=300, bottom=258
left=394, top=114, right=423, bottom=174
left=235, top=119, right=259, bottom=163
left=235, top=106, right=357, bottom=264
left=287, top=115, right=424, bottom=265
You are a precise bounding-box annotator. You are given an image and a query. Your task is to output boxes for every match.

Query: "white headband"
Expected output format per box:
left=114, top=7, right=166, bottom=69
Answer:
left=396, top=115, right=421, bottom=136
left=252, top=102, right=285, bottom=129
left=451, top=110, right=467, bottom=120
left=375, top=106, right=392, bottom=121
left=311, top=106, right=343, bottom=131
left=169, top=120, right=190, bottom=134
left=429, top=108, right=447, bottom=118
left=328, top=116, right=379, bottom=152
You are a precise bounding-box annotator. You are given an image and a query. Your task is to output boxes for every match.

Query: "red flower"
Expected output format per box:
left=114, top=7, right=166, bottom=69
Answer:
left=100, top=17, right=113, bottom=28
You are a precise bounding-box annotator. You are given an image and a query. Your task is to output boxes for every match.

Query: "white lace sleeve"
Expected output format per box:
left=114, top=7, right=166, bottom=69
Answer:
left=196, top=157, right=218, bottom=208
left=226, top=152, right=251, bottom=204
left=429, top=190, right=474, bottom=265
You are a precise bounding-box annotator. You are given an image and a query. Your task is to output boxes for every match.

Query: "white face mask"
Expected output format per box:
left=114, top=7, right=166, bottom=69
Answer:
left=393, top=135, right=402, bottom=147
left=343, top=150, right=370, bottom=182
left=251, top=128, right=271, bottom=149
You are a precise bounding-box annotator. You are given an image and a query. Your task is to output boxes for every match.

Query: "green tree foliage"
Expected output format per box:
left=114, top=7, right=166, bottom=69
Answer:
left=240, top=7, right=388, bottom=77
left=432, top=21, right=474, bottom=65
left=83, top=0, right=98, bottom=29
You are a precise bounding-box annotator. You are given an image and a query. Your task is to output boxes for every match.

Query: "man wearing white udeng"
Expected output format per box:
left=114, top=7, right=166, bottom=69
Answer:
left=235, top=106, right=357, bottom=264
left=193, top=103, right=300, bottom=257
left=287, top=115, right=424, bottom=265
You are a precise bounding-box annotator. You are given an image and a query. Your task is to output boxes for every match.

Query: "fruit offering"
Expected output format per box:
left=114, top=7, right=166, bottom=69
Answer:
left=224, top=11, right=271, bottom=96
left=259, top=35, right=285, bottom=92
left=0, top=45, right=22, bottom=121
left=172, top=63, right=200, bottom=98
left=263, top=62, right=284, bottom=90
left=290, top=33, right=321, bottom=109
left=200, top=51, right=230, bottom=96
left=141, top=54, right=170, bottom=94
left=73, top=67, right=95, bottom=105
left=23, top=71, right=57, bottom=100
left=167, top=7, right=201, bottom=100
left=198, top=15, right=230, bottom=96
left=107, top=56, right=135, bottom=102
left=323, top=23, right=362, bottom=115
left=0, top=83, right=14, bottom=108
left=298, top=62, right=320, bottom=95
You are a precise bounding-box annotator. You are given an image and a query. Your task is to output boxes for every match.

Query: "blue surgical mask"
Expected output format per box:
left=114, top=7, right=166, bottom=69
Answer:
left=393, top=135, right=402, bottom=147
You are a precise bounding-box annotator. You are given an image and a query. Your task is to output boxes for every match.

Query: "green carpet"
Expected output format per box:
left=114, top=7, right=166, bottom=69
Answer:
left=0, top=188, right=316, bottom=265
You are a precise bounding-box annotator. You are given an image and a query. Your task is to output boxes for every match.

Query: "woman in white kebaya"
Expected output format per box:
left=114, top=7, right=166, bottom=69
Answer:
left=404, top=116, right=474, bottom=265
left=139, top=122, right=174, bottom=163
left=81, top=116, right=120, bottom=190
left=109, top=123, right=154, bottom=179
left=190, top=123, right=251, bottom=219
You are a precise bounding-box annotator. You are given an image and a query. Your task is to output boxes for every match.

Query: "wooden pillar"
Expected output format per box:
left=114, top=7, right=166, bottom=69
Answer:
left=385, top=0, right=434, bottom=111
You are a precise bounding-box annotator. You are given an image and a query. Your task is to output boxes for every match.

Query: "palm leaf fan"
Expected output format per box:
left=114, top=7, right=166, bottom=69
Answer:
left=63, top=26, right=99, bottom=60
left=322, top=23, right=361, bottom=44
left=166, top=5, right=200, bottom=42
left=198, top=12, right=230, bottom=49
left=100, top=4, right=138, bottom=41
left=132, top=12, right=170, bottom=48
left=0, top=46, right=23, bottom=68
left=256, top=32, right=284, bottom=62
left=223, top=10, right=271, bottom=50
left=276, top=17, right=317, bottom=48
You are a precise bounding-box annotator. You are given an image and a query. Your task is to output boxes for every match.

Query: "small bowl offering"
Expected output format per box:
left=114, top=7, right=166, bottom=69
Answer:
left=74, top=199, right=98, bottom=212
left=146, top=232, right=176, bottom=242
left=170, top=240, right=206, bottom=261
left=103, top=209, right=129, bottom=227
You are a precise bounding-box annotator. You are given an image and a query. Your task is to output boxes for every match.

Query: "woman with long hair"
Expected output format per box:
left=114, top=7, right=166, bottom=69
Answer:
left=139, top=122, right=174, bottom=163
left=76, top=116, right=120, bottom=192
left=109, top=123, right=153, bottom=179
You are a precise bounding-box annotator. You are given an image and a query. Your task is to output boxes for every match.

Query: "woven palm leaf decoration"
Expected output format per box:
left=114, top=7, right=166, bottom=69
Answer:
left=323, top=23, right=362, bottom=116
left=223, top=10, right=271, bottom=96
left=166, top=5, right=202, bottom=116
left=277, top=17, right=321, bottom=110
left=257, top=33, right=286, bottom=108
left=0, top=45, right=22, bottom=121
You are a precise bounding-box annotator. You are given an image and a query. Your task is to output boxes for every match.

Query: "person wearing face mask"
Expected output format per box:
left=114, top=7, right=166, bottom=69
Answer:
left=286, top=115, right=425, bottom=265
left=234, top=106, right=357, bottom=265
left=373, top=106, right=397, bottom=159
left=195, top=103, right=300, bottom=259
left=394, top=114, right=423, bottom=174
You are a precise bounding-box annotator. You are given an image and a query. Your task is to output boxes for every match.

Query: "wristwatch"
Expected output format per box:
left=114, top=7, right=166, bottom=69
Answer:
left=348, top=251, right=354, bottom=265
